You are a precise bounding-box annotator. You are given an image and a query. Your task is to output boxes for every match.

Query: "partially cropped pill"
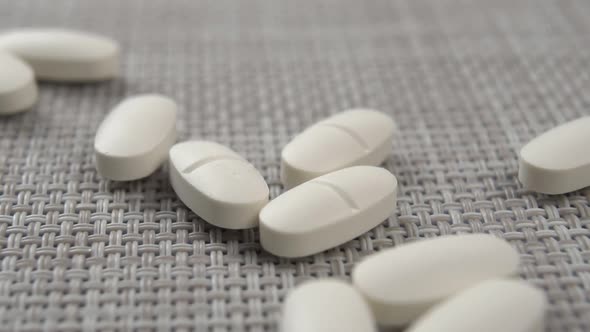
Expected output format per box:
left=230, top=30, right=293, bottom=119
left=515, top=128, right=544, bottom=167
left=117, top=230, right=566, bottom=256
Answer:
left=0, top=28, right=119, bottom=81
left=169, top=141, right=269, bottom=229
left=0, top=51, right=37, bottom=114
left=94, top=94, right=177, bottom=181
left=260, top=166, right=397, bottom=257
left=352, top=234, right=520, bottom=326
left=281, top=280, right=376, bottom=332
left=519, top=116, right=590, bottom=194
left=406, top=279, right=547, bottom=332
left=281, top=109, right=395, bottom=189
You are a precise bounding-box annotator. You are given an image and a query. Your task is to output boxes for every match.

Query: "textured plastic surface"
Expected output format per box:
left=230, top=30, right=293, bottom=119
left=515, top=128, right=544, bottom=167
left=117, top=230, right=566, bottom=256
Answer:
left=519, top=116, right=590, bottom=194
left=352, top=234, right=520, bottom=326
left=94, top=94, right=177, bottom=181
left=0, top=51, right=37, bottom=114
left=260, top=166, right=397, bottom=257
left=0, top=1, right=588, bottom=331
left=0, top=28, right=119, bottom=81
left=169, top=141, right=269, bottom=229
left=281, top=279, right=376, bottom=332
left=406, top=279, right=547, bottom=332
left=281, top=109, right=395, bottom=189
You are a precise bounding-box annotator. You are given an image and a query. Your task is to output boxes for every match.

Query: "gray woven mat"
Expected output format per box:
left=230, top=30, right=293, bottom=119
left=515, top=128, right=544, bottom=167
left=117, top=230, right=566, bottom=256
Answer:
left=1, top=0, right=590, bottom=331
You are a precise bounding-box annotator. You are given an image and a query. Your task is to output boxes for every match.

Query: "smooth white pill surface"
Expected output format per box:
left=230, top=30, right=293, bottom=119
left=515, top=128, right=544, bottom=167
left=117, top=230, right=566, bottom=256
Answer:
left=281, top=109, right=395, bottom=189
left=281, top=279, right=376, bottom=332
left=0, top=28, right=119, bottom=81
left=519, top=116, right=590, bottom=194
left=169, top=141, right=269, bottom=229
left=352, top=234, right=519, bottom=326
left=260, top=166, right=397, bottom=257
left=0, top=51, right=37, bottom=114
left=94, top=94, right=177, bottom=181
left=406, top=279, right=547, bottom=332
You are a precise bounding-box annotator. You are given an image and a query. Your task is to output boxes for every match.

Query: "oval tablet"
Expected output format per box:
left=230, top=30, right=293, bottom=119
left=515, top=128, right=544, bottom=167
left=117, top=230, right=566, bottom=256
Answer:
left=281, top=279, right=376, bottom=332
left=0, top=28, right=119, bottom=81
left=281, top=109, right=395, bottom=189
left=0, top=51, right=37, bottom=114
left=406, top=279, right=547, bottom=332
left=519, top=116, right=590, bottom=194
left=169, top=141, right=269, bottom=229
left=94, top=94, right=177, bottom=181
left=260, top=166, right=397, bottom=257
left=352, top=234, right=520, bottom=326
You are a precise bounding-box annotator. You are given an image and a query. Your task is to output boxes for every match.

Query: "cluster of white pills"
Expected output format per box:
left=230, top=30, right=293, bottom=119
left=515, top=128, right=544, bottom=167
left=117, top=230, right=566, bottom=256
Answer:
left=91, top=97, right=551, bottom=330
left=94, top=100, right=399, bottom=256
left=283, top=234, right=547, bottom=331
left=5, top=27, right=584, bottom=331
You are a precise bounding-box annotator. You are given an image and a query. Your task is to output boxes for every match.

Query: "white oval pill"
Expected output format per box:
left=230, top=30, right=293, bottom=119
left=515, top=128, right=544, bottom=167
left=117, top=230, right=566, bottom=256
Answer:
left=0, top=51, right=37, bottom=114
left=260, top=166, right=397, bottom=257
left=0, top=28, right=119, bottom=82
left=281, top=109, right=395, bottom=189
left=281, top=279, right=376, bottom=332
left=519, top=116, right=590, bottom=194
left=352, top=234, right=520, bottom=326
left=169, top=141, right=269, bottom=229
left=94, top=94, right=177, bottom=181
left=406, top=279, right=547, bottom=332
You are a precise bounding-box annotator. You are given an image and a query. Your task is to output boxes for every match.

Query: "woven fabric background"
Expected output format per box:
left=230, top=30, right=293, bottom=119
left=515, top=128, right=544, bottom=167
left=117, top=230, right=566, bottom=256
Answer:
left=1, top=0, right=590, bottom=331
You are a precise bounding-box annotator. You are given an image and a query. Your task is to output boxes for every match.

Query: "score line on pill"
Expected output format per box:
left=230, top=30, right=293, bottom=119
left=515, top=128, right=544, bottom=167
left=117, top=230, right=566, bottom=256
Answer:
left=281, top=109, right=396, bottom=189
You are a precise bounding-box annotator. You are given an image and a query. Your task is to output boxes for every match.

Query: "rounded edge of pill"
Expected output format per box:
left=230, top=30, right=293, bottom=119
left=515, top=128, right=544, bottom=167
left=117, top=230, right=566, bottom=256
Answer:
left=0, top=51, right=38, bottom=114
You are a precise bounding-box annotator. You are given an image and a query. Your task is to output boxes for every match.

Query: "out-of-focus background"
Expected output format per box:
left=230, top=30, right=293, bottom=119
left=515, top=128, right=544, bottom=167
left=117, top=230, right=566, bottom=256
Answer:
left=0, top=0, right=589, bottom=331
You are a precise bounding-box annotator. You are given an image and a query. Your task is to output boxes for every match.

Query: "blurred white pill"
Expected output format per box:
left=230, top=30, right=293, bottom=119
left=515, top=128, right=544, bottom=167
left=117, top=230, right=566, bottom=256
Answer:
left=0, top=28, right=119, bottom=82
left=352, top=234, right=520, bottom=326
left=281, top=279, right=376, bottom=332
left=519, top=116, right=590, bottom=194
left=0, top=51, right=37, bottom=114
left=406, top=279, right=547, bottom=332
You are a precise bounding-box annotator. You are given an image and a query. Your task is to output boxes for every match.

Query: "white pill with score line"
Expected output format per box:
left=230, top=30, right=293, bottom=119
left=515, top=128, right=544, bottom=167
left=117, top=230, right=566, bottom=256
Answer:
left=281, top=109, right=395, bottom=189
left=260, top=165, right=397, bottom=257
left=169, top=140, right=269, bottom=229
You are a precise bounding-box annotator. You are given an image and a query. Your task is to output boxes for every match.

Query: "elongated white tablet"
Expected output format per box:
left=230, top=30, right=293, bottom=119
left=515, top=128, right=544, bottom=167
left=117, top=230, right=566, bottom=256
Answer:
left=281, top=109, right=395, bottom=189
left=169, top=141, right=269, bottom=229
left=352, top=234, right=519, bottom=326
left=94, top=94, right=177, bottom=181
left=406, top=279, right=547, bottom=332
left=0, top=28, right=119, bottom=81
left=0, top=51, right=37, bottom=114
left=281, top=279, right=377, bottom=332
left=519, top=116, right=590, bottom=194
left=260, top=166, right=397, bottom=257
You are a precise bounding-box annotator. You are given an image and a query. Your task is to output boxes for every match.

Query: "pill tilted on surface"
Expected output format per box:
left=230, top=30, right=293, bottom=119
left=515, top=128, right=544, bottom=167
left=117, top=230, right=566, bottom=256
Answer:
left=169, top=141, right=269, bottom=229
left=0, top=51, right=37, bottom=114
left=281, top=109, right=395, bottom=189
left=260, top=166, right=397, bottom=257
left=94, top=94, right=177, bottom=181
left=519, top=116, right=590, bottom=194
left=0, top=28, right=119, bottom=81
left=352, top=234, right=520, bottom=326
left=281, top=279, right=377, bottom=332
left=406, top=279, right=547, bottom=332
